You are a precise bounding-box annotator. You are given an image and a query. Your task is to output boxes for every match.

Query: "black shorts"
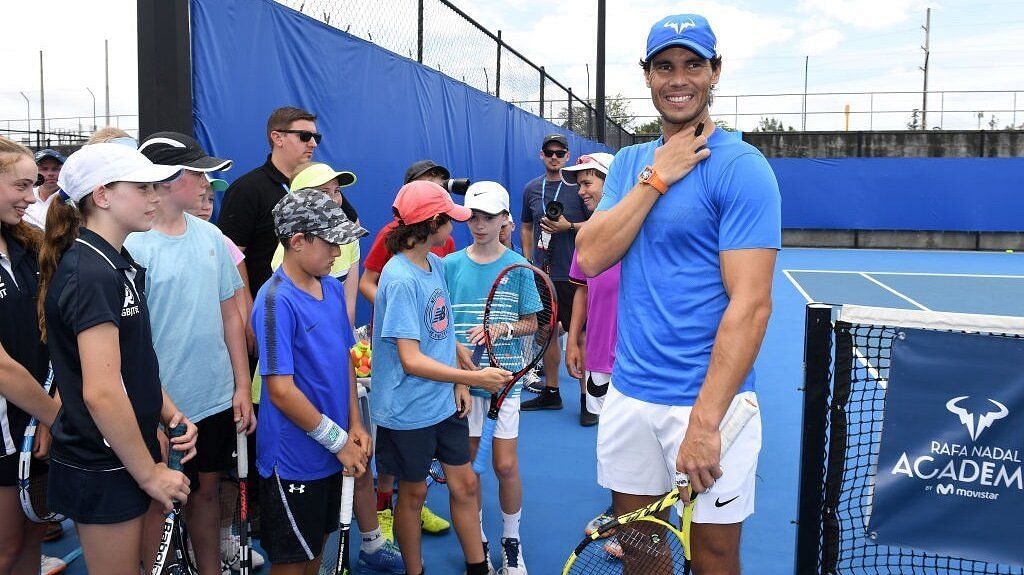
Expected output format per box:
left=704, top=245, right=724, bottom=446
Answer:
left=0, top=450, right=48, bottom=487
left=183, top=408, right=236, bottom=487
left=554, top=280, right=576, bottom=330
left=47, top=459, right=151, bottom=524
left=258, top=470, right=341, bottom=564
left=375, top=413, right=470, bottom=482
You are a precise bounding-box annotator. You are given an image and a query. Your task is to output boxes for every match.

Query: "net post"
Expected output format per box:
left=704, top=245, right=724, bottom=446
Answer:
left=796, top=303, right=833, bottom=575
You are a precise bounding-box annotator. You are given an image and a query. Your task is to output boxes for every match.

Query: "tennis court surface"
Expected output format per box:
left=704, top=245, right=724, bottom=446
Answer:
left=46, top=248, right=1024, bottom=574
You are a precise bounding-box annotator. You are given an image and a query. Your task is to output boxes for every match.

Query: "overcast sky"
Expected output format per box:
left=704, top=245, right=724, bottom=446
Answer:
left=2, top=0, right=1023, bottom=135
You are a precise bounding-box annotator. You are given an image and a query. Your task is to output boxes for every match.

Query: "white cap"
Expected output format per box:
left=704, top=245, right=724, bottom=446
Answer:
left=560, top=152, right=615, bottom=185
left=57, top=143, right=183, bottom=204
left=463, top=181, right=510, bottom=215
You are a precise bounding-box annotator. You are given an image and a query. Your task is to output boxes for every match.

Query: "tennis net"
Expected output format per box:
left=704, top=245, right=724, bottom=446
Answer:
left=797, top=304, right=1024, bottom=575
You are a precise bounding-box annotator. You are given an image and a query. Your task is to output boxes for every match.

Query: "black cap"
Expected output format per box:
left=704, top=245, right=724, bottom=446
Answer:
left=138, top=131, right=233, bottom=172
left=404, top=160, right=451, bottom=184
left=542, top=133, right=569, bottom=149
left=34, top=148, right=66, bottom=164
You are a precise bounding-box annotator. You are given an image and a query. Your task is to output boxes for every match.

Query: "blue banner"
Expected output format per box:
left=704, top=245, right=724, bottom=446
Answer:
left=869, top=328, right=1024, bottom=566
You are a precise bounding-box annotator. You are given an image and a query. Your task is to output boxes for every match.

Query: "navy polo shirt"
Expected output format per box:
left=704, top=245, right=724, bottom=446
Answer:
left=0, top=229, right=48, bottom=456
left=43, top=228, right=163, bottom=470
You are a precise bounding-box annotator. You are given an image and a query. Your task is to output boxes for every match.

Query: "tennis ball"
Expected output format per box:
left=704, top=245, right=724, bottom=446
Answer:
left=1006, top=249, right=1015, bottom=253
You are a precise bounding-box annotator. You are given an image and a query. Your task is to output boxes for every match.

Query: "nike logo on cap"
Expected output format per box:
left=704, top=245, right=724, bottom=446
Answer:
left=714, top=496, right=739, bottom=508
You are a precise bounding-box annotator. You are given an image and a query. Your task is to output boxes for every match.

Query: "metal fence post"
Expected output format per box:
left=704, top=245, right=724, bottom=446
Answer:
left=416, top=0, right=424, bottom=63
left=495, top=30, right=502, bottom=100
left=568, top=88, right=574, bottom=132
left=539, top=66, right=545, bottom=121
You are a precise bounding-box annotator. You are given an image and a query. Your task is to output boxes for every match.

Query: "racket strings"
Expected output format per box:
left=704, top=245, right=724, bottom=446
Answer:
left=483, top=267, right=556, bottom=375
left=567, top=520, right=688, bottom=575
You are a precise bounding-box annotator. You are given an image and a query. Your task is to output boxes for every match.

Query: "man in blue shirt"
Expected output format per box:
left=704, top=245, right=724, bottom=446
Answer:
left=576, top=14, right=781, bottom=574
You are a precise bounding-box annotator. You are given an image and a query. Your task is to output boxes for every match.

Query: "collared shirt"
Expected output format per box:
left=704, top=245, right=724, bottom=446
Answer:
left=0, top=229, right=48, bottom=456
left=520, top=175, right=587, bottom=281
left=22, top=187, right=57, bottom=230
left=43, top=228, right=163, bottom=470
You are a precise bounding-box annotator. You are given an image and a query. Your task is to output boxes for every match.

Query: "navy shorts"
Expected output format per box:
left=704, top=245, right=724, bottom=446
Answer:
left=258, top=470, right=341, bottom=564
left=375, top=413, right=470, bottom=482
left=0, top=451, right=48, bottom=487
left=554, top=280, right=576, bottom=331
left=47, top=459, right=152, bottom=524
left=182, top=408, right=236, bottom=488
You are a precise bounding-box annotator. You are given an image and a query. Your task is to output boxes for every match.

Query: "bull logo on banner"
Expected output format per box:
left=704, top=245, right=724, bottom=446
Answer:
left=946, top=396, right=1009, bottom=441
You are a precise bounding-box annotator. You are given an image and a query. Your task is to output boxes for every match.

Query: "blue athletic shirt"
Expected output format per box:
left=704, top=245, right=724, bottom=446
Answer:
left=442, top=248, right=541, bottom=399
left=370, top=252, right=457, bottom=430
left=595, top=129, right=781, bottom=406
left=251, top=267, right=354, bottom=480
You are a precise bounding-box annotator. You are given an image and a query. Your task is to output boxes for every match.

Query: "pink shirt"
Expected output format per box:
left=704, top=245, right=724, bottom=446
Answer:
left=568, top=249, right=621, bottom=374
left=224, top=236, right=245, bottom=267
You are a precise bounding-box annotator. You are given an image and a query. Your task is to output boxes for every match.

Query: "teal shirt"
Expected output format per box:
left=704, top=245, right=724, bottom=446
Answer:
left=125, top=213, right=243, bottom=422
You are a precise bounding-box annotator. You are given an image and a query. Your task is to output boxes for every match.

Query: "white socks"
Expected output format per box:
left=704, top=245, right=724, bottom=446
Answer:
left=502, top=509, right=521, bottom=540
left=361, top=527, right=385, bottom=554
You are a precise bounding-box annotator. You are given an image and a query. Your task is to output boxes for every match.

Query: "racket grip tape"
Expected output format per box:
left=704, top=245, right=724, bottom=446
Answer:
left=674, top=396, right=759, bottom=488
left=471, top=418, right=497, bottom=475
left=167, top=424, right=187, bottom=472
left=340, top=475, right=355, bottom=524
left=236, top=431, right=248, bottom=480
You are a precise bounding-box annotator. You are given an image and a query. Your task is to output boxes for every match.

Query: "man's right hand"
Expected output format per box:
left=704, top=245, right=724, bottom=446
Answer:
left=652, top=121, right=714, bottom=187
left=471, top=367, right=513, bottom=394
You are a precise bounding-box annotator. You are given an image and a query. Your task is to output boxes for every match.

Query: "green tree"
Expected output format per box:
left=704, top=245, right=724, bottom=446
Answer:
left=907, top=109, right=921, bottom=130
left=755, top=117, right=795, bottom=132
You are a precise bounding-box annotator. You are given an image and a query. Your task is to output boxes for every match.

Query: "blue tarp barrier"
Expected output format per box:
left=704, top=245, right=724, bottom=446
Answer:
left=190, top=0, right=611, bottom=322
left=770, top=157, right=1024, bottom=232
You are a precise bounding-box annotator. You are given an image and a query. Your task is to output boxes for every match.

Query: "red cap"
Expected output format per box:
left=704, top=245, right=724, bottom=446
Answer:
left=392, top=180, right=472, bottom=225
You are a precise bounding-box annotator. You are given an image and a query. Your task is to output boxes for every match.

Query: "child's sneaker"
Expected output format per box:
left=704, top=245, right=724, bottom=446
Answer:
left=377, top=508, right=395, bottom=542
left=584, top=509, right=615, bottom=537
left=358, top=539, right=405, bottom=574
left=420, top=504, right=451, bottom=534
left=500, top=537, right=527, bottom=574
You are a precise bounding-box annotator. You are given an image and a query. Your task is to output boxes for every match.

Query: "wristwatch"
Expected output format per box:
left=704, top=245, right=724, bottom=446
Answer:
left=638, top=165, right=668, bottom=194
left=505, top=323, right=515, bottom=339
left=569, top=221, right=576, bottom=232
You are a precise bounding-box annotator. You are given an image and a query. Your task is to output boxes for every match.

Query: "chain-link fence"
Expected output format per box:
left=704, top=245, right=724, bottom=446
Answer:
left=277, top=0, right=635, bottom=149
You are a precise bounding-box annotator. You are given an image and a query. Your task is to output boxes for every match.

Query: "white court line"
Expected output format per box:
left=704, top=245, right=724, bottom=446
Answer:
left=857, top=273, right=931, bottom=311
left=783, top=269, right=1024, bottom=279
left=782, top=270, right=814, bottom=304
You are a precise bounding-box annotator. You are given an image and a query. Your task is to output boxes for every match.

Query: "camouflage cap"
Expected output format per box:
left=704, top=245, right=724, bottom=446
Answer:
left=273, top=188, right=368, bottom=245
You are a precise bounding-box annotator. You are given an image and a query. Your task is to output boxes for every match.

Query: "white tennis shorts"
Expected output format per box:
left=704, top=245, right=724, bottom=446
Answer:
left=596, top=382, right=761, bottom=524
left=467, top=394, right=520, bottom=440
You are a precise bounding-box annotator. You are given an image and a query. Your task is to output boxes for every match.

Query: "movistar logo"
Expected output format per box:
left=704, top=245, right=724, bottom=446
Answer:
left=946, top=396, right=1009, bottom=441
left=664, top=19, right=696, bottom=34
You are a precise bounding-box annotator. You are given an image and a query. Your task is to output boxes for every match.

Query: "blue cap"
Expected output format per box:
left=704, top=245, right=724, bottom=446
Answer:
left=34, top=148, right=66, bottom=165
left=645, top=14, right=718, bottom=62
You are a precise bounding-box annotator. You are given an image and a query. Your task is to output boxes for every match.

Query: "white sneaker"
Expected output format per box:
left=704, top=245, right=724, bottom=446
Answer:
left=221, top=533, right=266, bottom=570
left=40, top=555, right=67, bottom=575
left=499, top=537, right=527, bottom=575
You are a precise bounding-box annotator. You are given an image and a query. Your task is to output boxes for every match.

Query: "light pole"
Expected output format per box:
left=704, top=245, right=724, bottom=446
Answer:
left=19, top=92, right=30, bottom=131
left=86, top=88, right=97, bottom=131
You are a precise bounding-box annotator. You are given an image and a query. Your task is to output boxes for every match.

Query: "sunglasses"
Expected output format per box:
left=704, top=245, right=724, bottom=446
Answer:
left=542, top=149, right=568, bottom=158
left=276, top=129, right=323, bottom=144
left=576, top=155, right=608, bottom=170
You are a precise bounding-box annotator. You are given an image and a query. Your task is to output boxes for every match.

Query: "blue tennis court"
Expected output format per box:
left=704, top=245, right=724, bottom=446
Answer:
left=48, top=247, right=1024, bottom=574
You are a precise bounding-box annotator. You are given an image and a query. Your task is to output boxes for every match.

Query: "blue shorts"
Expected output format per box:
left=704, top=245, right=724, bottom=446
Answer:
left=47, top=459, right=152, bottom=524
left=375, top=413, right=470, bottom=482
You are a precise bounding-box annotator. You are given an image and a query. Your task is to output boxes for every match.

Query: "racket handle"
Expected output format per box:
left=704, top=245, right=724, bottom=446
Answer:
left=167, top=424, right=187, bottom=472
left=236, top=431, right=248, bottom=480
left=340, top=475, right=355, bottom=524
left=471, top=345, right=484, bottom=365
left=472, top=418, right=497, bottom=475
left=675, top=396, right=759, bottom=489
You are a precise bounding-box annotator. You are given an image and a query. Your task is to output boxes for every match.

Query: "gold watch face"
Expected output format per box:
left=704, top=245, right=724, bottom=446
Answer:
left=639, top=167, right=653, bottom=182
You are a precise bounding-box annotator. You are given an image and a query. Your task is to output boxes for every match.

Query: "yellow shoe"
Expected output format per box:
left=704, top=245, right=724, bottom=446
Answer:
left=420, top=504, right=451, bottom=534
left=377, top=508, right=395, bottom=542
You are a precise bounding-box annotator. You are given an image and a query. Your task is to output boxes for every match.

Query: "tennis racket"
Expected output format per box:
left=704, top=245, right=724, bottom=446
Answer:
left=18, top=365, right=61, bottom=523
left=561, top=396, right=759, bottom=575
left=152, top=424, right=198, bottom=575
left=470, top=263, right=557, bottom=475
left=234, top=431, right=252, bottom=575
left=318, top=474, right=355, bottom=574
left=426, top=458, right=447, bottom=488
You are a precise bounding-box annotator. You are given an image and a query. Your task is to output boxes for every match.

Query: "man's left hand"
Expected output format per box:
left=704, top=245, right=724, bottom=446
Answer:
left=540, top=215, right=572, bottom=234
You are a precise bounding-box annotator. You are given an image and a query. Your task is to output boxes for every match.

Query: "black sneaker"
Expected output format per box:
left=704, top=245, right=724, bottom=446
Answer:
left=521, top=388, right=562, bottom=411
left=580, top=394, right=599, bottom=426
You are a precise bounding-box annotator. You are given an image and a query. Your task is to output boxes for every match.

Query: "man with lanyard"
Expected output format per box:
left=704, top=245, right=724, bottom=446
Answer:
left=576, top=14, right=780, bottom=574
left=22, top=148, right=65, bottom=230
left=519, top=134, right=589, bottom=411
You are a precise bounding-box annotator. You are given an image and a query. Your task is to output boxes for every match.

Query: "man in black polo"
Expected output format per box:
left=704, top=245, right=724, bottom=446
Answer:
left=519, top=133, right=589, bottom=413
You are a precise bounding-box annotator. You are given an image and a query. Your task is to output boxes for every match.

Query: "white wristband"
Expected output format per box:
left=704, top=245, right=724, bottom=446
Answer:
left=308, top=414, right=349, bottom=454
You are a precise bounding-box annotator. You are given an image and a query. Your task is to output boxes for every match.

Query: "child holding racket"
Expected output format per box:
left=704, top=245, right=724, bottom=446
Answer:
left=443, top=181, right=539, bottom=575
left=251, top=189, right=372, bottom=573
left=0, top=137, right=64, bottom=575
left=36, top=143, right=198, bottom=574
left=370, top=181, right=511, bottom=575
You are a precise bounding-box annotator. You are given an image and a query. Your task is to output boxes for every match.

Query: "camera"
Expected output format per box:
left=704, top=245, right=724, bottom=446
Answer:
left=538, top=201, right=565, bottom=251
left=445, top=178, right=471, bottom=195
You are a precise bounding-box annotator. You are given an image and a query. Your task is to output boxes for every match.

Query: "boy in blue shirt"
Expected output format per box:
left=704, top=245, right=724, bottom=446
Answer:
left=251, top=189, right=372, bottom=571
left=443, top=181, right=540, bottom=575
left=371, top=181, right=511, bottom=575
